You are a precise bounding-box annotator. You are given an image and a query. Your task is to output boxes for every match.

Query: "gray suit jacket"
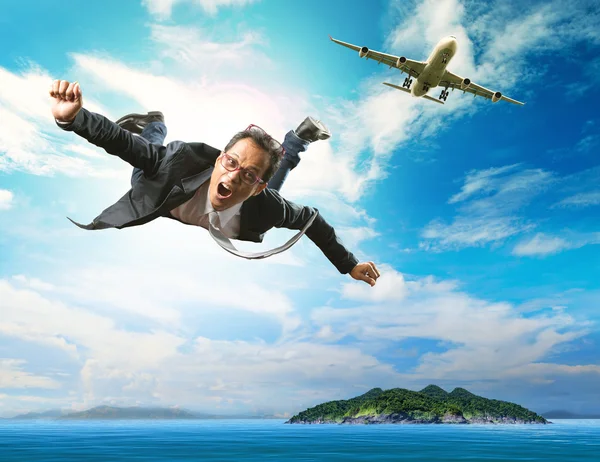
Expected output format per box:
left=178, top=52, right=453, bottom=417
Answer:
left=60, top=109, right=359, bottom=274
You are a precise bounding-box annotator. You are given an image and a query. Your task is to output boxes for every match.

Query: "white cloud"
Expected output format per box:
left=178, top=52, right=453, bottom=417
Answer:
left=467, top=0, right=600, bottom=89
left=553, top=191, right=600, bottom=209
left=0, top=256, right=596, bottom=415
left=0, top=278, right=401, bottom=415
left=448, top=164, right=521, bottom=204
left=512, top=233, right=571, bottom=257
left=421, top=164, right=554, bottom=250
left=421, top=215, right=534, bottom=250
left=143, top=0, right=258, bottom=19
left=0, top=279, right=185, bottom=368
left=512, top=232, right=600, bottom=257
left=336, top=227, right=380, bottom=250
left=341, top=268, right=408, bottom=302
left=12, top=274, right=56, bottom=291
left=312, top=268, right=592, bottom=383
left=506, top=362, right=600, bottom=379
left=69, top=52, right=303, bottom=161
left=0, top=64, right=126, bottom=178
left=142, top=0, right=178, bottom=18
left=0, top=359, right=60, bottom=389
left=0, top=189, right=13, bottom=210
left=149, top=24, right=270, bottom=75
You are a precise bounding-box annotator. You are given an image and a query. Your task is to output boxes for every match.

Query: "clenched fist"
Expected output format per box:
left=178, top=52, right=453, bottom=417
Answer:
left=49, top=80, right=83, bottom=123
left=350, top=261, right=381, bottom=287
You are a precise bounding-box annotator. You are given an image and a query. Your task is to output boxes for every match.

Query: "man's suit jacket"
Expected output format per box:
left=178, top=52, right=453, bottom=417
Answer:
left=60, top=109, right=359, bottom=274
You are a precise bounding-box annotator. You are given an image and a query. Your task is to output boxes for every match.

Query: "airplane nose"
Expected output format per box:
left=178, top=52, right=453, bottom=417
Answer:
left=446, top=35, right=458, bottom=51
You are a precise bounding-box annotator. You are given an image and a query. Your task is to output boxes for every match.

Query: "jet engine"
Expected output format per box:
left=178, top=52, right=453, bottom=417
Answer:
left=396, top=56, right=407, bottom=67
left=461, top=78, right=471, bottom=90
left=492, top=91, right=502, bottom=103
left=359, top=47, right=369, bottom=58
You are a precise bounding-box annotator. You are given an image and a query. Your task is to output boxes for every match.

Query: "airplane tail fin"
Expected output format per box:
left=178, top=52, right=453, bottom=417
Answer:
left=383, top=82, right=445, bottom=105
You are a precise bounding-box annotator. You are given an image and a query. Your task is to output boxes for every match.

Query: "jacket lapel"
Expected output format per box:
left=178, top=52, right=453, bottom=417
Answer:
left=181, top=167, right=214, bottom=194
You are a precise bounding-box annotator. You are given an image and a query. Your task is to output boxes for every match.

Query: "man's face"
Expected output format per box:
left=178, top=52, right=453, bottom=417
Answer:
left=208, top=138, right=270, bottom=211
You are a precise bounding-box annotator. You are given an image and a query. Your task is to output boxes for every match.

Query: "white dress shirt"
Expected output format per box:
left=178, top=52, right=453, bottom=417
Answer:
left=169, top=181, right=242, bottom=238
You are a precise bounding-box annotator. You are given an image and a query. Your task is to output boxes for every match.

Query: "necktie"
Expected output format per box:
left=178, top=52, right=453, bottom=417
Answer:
left=208, top=210, right=317, bottom=259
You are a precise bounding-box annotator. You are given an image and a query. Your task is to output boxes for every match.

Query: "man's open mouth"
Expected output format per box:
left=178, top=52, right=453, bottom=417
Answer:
left=217, top=182, right=233, bottom=198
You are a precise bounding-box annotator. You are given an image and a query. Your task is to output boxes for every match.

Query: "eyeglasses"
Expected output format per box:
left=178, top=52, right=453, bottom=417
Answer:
left=245, top=124, right=286, bottom=158
left=220, top=153, right=265, bottom=185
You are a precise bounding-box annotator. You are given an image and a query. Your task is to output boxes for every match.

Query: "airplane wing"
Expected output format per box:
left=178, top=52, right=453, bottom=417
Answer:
left=329, top=36, right=426, bottom=79
left=440, top=70, right=525, bottom=106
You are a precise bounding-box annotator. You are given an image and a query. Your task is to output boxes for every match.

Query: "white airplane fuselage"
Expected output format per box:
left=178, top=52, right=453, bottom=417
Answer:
left=411, top=36, right=457, bottom=97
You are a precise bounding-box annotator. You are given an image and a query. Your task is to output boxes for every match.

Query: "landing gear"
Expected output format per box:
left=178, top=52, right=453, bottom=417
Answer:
left=439, top=89, right=449, bottom=101
left=402, top=77, right=413, bottom=89
left=423, top=83, right=430, bottom=92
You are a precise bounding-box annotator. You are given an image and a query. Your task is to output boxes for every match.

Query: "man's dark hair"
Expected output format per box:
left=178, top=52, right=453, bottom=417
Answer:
left=224, top=129, right=283, bottom=183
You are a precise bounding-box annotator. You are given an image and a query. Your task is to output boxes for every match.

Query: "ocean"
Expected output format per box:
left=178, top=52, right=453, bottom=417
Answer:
left=0, top=419, right=598, bottom=461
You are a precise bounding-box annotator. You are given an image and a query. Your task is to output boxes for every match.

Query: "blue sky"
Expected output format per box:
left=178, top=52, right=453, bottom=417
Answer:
left=0, top=0, right=599, bottom=418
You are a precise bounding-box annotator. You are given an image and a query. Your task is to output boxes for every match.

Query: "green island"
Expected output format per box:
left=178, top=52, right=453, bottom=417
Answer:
left=286, top=385, right=548, bottom=425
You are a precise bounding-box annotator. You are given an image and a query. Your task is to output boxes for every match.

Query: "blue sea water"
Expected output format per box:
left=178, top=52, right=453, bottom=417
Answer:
left=0, top=419, right=598, bottom=461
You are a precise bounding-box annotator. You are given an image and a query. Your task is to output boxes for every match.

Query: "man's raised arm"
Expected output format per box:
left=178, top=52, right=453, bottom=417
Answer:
left=50, top=79, right=166, bottom=176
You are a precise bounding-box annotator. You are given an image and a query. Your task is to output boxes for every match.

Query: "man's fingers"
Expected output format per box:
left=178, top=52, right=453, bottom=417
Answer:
left=363, top=263, right=380, bottom=283
left=50, top=80, right=60, bottom=97
left=359, top=270, right=376, bottom=287
left=350, top=262, right=380, bottom=287
left=65, top=82, right=76, bottom=102
left=368, top=262, right=380, bottom=280
left=50, top=80, right=77, bottom=99
left=58, top=80, right=69, bottom=96
left=65, top=81, right=81, bottom=102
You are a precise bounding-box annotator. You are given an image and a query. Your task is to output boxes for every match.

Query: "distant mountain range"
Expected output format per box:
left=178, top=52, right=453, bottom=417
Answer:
left=286, top=385, right=549, bottom=425
left=8, top=406, right=279, bottom=420
left=10, top=410, right=66, bottom=420
left=59, top=406, right=198, bottom=420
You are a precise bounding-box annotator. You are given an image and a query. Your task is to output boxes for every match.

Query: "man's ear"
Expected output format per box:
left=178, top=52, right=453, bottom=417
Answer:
left=215, top=152, right=223, bottom=167
left=253, top=182, right=268, bottom=196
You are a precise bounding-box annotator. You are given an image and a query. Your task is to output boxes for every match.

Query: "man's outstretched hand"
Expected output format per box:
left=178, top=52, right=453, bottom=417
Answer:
left=50, top=80, right=83, bottom=123
left=350, top=261, right=381, bottom=287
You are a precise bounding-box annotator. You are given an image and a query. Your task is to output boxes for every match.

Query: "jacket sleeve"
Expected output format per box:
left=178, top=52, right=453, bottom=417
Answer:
left=56, top=108, right=168, bottom=176
left=272, top=192, right=359, bottom=275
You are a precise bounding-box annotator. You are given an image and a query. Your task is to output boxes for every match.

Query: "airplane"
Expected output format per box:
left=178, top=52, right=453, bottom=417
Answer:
left=329, top=35, right=524, bottom=106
